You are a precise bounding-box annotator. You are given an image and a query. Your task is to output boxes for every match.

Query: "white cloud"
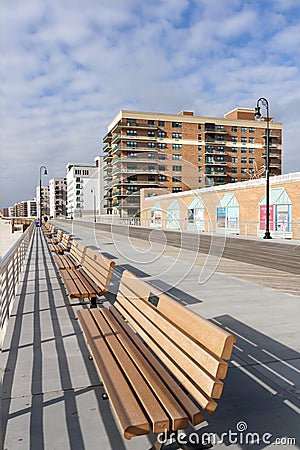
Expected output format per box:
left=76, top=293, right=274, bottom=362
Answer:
left=1, top=0, right=300, bottom=207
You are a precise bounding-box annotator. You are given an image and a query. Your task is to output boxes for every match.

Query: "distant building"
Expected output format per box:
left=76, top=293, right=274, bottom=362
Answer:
left=49, top=178, right=67, bottom=218
left=12, top=199, right=37, bottom=217
left=66, top=162, right=99, bottom=219
left=102, top=108, right=282, bottom=217
left=36, top=185, right=50, bottom=218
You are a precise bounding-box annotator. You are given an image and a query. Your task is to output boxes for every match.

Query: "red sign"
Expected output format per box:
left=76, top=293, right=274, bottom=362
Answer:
left=259, top=205, right=274, bottom=230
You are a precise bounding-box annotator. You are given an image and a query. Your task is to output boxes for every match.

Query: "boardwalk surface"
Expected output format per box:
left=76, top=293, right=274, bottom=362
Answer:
left=1, top=225, right=300, bottom=449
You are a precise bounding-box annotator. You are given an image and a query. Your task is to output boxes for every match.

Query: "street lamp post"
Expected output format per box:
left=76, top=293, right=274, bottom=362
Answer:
left=39, top=165, right=48, bottom=226
left=255, top=98, right=272, bottom=239
left=91, top=188, right=96, bottom=223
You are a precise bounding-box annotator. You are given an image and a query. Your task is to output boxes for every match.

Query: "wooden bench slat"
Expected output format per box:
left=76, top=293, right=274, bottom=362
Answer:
left=115, top=301, right=217, bottom=415
left=103, top=308, right=191, bottom=430
left=119, top=283, right=228, bottom=379
left=119, top=271, right=235, bottom=360
left=60, top=269, right=93, bottom=299
left=91, top=309, right=170, bottom=434
left=77, top=309, right=150, bottom=440
left=117, top=288, right=223, bottom=400
left=109, top=307, right=205, bottom=426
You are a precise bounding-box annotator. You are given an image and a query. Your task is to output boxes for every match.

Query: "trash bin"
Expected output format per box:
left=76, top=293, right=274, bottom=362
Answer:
left=35, top=221, right=40, bottom=227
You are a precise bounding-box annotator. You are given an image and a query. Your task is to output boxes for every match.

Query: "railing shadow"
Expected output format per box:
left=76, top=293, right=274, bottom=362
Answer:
left=1, top=229, right=128, bottom=450
left=185, top=315, right=300, bottom=449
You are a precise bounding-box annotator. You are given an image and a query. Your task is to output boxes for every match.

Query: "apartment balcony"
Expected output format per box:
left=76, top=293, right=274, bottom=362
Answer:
left=204, top=128, right=227, bottom=134
left=205, top=160, right=227, bottom=165
left=205, top=138, right=227, bottom=145
left=103, top=153, right=112, bottom=162
left=112, top=167, right=158, bottom=176
left=262, top=132, right=280, bottom=139
left=262, top=152, right=281, bottom=158
left=205, top=171, right=227, bottom=176
left=118, top=180, right=158, bottom=186
left=205, top=148, right=227, bottom=155
left=103, top=173, right=113, bottom=181
left=103, top=131, right=111, bottom=143
left=113, top=121, right=158, bottom=131
left=111, top=133, right=121, bottom=144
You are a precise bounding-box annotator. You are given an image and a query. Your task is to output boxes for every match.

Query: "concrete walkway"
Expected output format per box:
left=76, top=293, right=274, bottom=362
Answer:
left=1, top=226, right=300, bottom=449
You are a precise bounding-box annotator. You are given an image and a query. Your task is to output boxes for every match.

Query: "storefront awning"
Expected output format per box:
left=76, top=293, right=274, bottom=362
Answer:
left=259, top=187, right=292, bottom=205
left=188, top=197, right=204, bottom=209
left=217, top=193, right=239, bottom=208
left=167, top=200, right=179, bottom=210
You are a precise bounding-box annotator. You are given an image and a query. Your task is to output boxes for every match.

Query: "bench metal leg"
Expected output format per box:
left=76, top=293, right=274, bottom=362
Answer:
left=90, top=297, right=97, bottom=308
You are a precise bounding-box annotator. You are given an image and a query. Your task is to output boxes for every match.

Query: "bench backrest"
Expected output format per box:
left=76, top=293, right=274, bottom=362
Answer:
left=115, top=270, right=236, bottom=415
left=61, top=233, right=71, bottom=250
left=69, top=240, right=86, bottom=265
left=82, top=248, right=115, bottom=293
left=55, top=229, right=63, bottom=241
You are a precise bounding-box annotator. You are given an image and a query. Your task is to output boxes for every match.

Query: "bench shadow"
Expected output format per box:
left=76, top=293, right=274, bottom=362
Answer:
left=1, top=230, right=128, bottom=450
left=185, top=315, right=300, bottom=449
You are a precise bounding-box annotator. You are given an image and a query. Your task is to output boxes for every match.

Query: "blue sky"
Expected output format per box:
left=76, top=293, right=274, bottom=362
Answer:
left=2, top=0, right=300, bottom=207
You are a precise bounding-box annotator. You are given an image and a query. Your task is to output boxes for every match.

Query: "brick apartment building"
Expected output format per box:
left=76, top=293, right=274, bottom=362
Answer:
left=102, top=108, right=282, bottom=217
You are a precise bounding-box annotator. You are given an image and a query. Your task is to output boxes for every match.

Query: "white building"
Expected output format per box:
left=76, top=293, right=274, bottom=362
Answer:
left=49, top=178, right=67, bottom=218
left=66, top=162, right=99, bottom=219
left=94, top=156, right=106, bottom=215
left=36, top=186, right=50, bottom=219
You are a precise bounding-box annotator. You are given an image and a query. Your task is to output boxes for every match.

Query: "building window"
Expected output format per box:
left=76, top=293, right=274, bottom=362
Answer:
left=172, top=122, right=182, bottom=128
left=126, top=141, right=138, bottom=147
left=249, top=137, right=255, bottom=143
left=249, top=148, right=255, bottom=154
left=241, top=137, right=247, bottom=143
left=172, top=154, right=182, bottom=160
left=249, top=158, right=255, bottom=163
left=148, top=142, right=155, bottom=148
left=232, top=136, right=237, bottom=142
left=198, top=155, right=202, bottom=162
left=127, top=119, right=136, bottom=125
left=231, top=167, right=237, bottom=173
left=217, top=125, right=224, bottom=131
left=198, top=145, right=202, bottom=152
left=172, top=165, right=182, bottom=172
left=241, top=168, right=247, bottom=173
left=172, top=132, right=182, bottom=139
left=126, top=129, right=137, bottom=135
left=172, top=187, right=182, bottom=192
left=241, top=157, right=247, bottom=164
left=172, top=176, right=182, bottom=182
left=148, top=175, right=155, bottom=181
left=231, top=178, right=238, bottom=182
left=172, top=144, right=182, bottom=150
left=232, top=157, right=238, bottom=163
left=148, top=120, right=155, bottom=125
left=148, top=153, right=155, bottom=159
left=232, top=126, right=237, bottom=133
left=76, top=177, right=81, bottom=182
left=249, top=127, right=255, bottom=133
left=158, top=175, right=166, bottom=182
left=158, top=131, right=166, bottom=138
left=241, top=148, right=247, bottom=153
left=158, top=165, right=166, bottom=171
left=158, top=143, right=166, bottom=149
left=158, top=120, right=165, bottom=127
left=158, top=154, right=166, bottom=160
left=148, top=130, right=155, bottom=137
left=217, top=177, right=224, bottom=183
left=241, top=127, right=247, bottom=133
left=83, top=170, right=89, bottom=175
left=217, top=156, right=224, bottom=162
left=198, top=166, right=202, bottom=172
left=232, top=147, right=238, bottom=153
left=198, top=176, right=202, bottom=183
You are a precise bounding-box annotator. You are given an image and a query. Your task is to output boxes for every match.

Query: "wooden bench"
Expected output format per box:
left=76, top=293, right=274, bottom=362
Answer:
left=42, top=223, right=55, bottom=237
left=60, top=247, right=115, bottom=307
left=48, top=229, right=63, bottom=245
left=48, top=232, right=71, bottom=254
left=77, top=270, right=236, bottom=449
left=53, top=240, right=86, bottom=270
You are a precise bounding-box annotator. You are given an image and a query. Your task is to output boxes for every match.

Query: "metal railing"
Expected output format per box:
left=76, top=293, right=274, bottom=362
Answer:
left=1, top=222, right=35, bottom=346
